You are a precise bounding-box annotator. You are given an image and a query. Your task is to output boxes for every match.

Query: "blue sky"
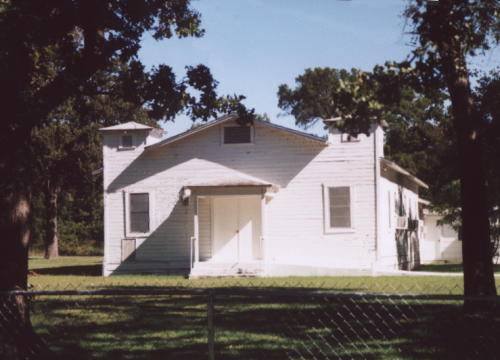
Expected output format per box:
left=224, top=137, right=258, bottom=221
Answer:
left=138, top=0, right=498, bottom=137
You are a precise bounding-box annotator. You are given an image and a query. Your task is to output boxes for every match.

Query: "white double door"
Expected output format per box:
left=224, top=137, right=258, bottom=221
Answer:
left=212, top=196, right=262, bottom=262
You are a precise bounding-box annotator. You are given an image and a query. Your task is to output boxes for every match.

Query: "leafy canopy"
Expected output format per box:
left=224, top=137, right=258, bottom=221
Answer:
left=0, top=0, right=251, bottom=194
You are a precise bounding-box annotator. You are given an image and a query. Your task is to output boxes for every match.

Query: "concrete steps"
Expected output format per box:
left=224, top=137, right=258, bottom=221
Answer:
left=189, top=262, right=264, bottom=278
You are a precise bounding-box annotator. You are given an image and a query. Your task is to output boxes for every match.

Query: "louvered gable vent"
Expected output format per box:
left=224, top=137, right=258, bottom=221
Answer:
left=223, top=126, right=252, bottom=144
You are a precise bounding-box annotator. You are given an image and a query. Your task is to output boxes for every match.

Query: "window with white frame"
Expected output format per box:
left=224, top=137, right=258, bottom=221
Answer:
left=223, top=126, right=252, bottom=144
left=129, top=193, right=150, bottom=233
left=324, top=185, right=352, bottom=231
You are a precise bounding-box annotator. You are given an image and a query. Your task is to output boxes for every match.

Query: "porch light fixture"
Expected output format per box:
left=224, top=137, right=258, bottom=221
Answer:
left=265, top=185, right=279, bottom=200
left=181, top=187, right=192, bottom=205
left=265, top=191, right=275, bottom=200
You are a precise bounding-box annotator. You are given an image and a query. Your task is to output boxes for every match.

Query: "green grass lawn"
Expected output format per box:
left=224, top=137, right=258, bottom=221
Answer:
left=26, top=257, right=500, bottom=359
left=28, top=256, right=477, bottom=294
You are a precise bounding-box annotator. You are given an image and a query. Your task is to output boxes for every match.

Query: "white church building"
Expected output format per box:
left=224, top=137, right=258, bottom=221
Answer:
left=99, top=115, right=428, bottom=277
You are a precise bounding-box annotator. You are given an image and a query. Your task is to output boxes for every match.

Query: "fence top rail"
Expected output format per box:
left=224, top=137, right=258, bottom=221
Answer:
left=1, top=287, right=499, bottom=302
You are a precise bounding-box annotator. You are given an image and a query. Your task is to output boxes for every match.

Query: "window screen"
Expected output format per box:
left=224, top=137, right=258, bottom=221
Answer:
left=122, top=135, right=133, bottom=147
left=223, top=126, right=251, bottom=144
left=130, top=193, right=149, bottom=233
left=329, top=187, right=351, bottom=228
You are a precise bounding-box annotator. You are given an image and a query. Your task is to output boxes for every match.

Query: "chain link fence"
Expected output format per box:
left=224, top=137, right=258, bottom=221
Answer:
left=1, top=280, right=499, bottom=360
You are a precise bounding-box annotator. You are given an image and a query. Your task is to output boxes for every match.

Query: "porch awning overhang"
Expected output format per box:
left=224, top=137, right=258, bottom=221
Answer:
left=181, top=171, right=279, bottom=202
left=380, top=158, right=429, bottom=189
left=183, top=172, right=276, bottom=188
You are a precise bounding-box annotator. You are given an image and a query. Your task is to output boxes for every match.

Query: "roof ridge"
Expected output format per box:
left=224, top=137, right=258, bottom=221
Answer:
left=145, top=114, right=326, bottom=150
left=99, top=121, right=155, bottom=131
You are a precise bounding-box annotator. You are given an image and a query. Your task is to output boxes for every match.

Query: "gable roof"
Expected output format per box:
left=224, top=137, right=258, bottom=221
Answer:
left=99, top=121, right=154, bottom=131
left=145, top=114, right=326, bottom=150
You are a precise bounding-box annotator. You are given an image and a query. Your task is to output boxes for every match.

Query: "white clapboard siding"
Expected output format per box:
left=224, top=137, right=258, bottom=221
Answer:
left=101, top=119, right=403, bottom=275
left=420, top=213, right=462, bottom=264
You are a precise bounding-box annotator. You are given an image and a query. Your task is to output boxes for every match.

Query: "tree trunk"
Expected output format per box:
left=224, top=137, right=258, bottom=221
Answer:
left=0, top=193, right=50, bottom=358
left=438, top=49, right=497, bottom=300
left=44, top=185, right=60, bottom=259
left=0, top=193, right=30, bottom=291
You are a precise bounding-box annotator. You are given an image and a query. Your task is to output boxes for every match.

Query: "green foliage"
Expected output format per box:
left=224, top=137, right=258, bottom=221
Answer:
left=0, top=0, right=253, bottom=191
left=276, top=65, right=453, bottom=183
left=30, top=170, right=104, bottom=256
left=278, top=68, right=384, bottom=134
left=404, top=0, right=499, bottom=73
left=254, top=113, right=271, bottom=122
left=57, top=188, right=103, bottom=256
left=0, top=0, right=204, bottom=140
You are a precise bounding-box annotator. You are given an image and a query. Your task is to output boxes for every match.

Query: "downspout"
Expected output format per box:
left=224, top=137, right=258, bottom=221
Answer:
left=102, top=142, right=109, bottom=276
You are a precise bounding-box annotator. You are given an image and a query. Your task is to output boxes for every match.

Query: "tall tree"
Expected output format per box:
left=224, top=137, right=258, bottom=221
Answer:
left=404, top=0, right=498, bottom=298
left=278, top=68, right=385, bottom=135
left=0, top=1, right=247, bottom=356
left=474, top=70, right=500, bottom=262
left=30, top=122, right=103, bottom=259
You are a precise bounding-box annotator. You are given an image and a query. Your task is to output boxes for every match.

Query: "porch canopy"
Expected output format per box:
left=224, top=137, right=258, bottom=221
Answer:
left=184, top=168, right=278, bottom=268
left=183, top=170, right=276, bottom=189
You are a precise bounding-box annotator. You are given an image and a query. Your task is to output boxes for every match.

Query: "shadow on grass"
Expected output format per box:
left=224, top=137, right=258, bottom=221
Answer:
left=416, top=263, right=500, bottom=273
left=31, top=264, right=102, bottom=276
left=25, top=286, right=500, bottom=360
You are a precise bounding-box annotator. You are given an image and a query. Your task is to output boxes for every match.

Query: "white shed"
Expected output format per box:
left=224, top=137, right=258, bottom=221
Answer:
left=419, top=210, right=462, bottom=264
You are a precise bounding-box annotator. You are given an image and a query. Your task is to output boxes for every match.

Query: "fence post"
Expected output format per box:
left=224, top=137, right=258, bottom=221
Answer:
left=207, top=290, right=215, bottom=360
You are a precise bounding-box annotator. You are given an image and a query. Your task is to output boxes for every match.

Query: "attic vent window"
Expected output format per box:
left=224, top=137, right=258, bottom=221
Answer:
left=223, top=126, right=252, bottom=144
left=121, top=135, right=134, bottom=149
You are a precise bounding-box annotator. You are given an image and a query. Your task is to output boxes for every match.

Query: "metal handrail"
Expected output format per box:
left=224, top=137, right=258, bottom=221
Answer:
left=190, top=236, right=196, bottom=269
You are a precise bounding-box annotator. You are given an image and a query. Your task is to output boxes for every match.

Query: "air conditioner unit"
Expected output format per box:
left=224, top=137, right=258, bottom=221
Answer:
left=396, top=216, right=408, bottom=229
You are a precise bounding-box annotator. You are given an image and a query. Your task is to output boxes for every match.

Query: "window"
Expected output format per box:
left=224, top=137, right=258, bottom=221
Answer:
left=129, top=193, right=149, bottom=233
left=223, top=126, right=252, bottom=144
left=324, top=186, right=352, bottom=231
left=121, top=135, right=133, bottom=148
